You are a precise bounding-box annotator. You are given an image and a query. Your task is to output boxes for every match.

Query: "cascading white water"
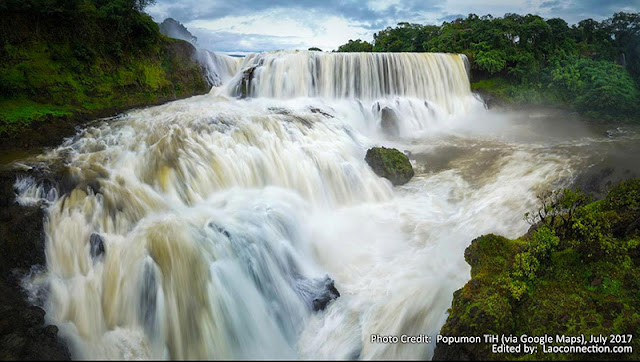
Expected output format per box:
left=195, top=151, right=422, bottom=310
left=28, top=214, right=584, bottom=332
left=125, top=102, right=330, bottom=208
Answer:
left=198, top=50, right=241, bottom=87
left=228, top=51, right=474, bottom=115
left=16, top=50, right=614, bottom=360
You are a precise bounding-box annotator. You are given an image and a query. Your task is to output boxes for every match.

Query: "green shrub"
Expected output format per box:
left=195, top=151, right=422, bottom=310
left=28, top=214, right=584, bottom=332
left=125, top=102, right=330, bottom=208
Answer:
left=603, top=179, right=640, bottom=233
left=512, top=251, right=539, bottom=280
left=530, top=225, right=560, bottom=262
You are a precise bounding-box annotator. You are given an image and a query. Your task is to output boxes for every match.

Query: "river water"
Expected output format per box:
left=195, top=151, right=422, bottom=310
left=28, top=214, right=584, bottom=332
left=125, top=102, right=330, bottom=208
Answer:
left=12, top=51, right=640, bottom=360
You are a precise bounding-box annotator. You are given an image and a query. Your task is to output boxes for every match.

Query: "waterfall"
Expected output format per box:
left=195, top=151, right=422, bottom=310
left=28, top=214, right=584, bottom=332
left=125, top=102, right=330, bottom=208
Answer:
left=227, top=51, right=473, bottom=115
left=15, top=50, right=592, bottom=360
left=198, top=50, right=242, bottom=87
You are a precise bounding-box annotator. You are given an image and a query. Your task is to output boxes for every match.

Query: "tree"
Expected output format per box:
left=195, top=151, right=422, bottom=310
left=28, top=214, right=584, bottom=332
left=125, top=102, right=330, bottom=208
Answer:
left=336, top=39, right=373, bottom=52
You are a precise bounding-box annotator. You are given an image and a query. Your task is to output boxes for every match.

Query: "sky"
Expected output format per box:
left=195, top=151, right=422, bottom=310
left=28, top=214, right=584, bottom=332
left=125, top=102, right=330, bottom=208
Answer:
left=146, top=0, right=640, bottom=54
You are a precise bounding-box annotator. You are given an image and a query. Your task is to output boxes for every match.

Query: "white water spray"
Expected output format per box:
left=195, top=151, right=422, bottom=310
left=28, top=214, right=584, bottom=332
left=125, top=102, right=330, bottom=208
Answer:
left=198, top=50, right=241, bottom=87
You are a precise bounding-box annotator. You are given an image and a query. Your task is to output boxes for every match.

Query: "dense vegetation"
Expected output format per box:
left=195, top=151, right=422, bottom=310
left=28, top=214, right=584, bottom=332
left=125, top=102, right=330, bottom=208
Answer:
left=434, top=180, right=640, bottom=360
left=336, top=13, right=640, bottom=121
left=0, top=0, right=208, bottom=139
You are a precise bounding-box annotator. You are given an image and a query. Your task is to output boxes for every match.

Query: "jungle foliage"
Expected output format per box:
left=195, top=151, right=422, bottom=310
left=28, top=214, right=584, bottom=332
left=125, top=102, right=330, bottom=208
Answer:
left=0, top=0, right=208, bottom=137
left=337, top=13, right=640, bottom=121
left=436, top=179, right=640, bottom=360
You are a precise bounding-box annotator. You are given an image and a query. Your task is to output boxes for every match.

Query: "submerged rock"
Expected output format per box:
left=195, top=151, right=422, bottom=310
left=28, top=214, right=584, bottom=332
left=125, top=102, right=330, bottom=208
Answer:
left=312, top=278, right=340, bottom=312
left=239, top=66, right=257, bottom=98
left=309, top=107, right=334, bottom=118
left=365, top=147, right=414, bottom=186
left=89, top=233, right=105, bottom=260
left=380, top=107, right=400, bottom=136
left=295, top=275, right=341, bottom=312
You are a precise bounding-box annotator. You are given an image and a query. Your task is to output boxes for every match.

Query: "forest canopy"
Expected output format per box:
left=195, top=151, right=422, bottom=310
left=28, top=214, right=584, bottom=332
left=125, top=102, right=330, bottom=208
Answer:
left=0, top=0, right=211, bottom=137
left=0, top=0, right=160, bottom=56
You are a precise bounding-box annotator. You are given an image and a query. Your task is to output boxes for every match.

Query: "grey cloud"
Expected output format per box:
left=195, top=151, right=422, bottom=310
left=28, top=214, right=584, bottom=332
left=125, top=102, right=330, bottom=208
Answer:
left=540, top=0, right=560, bottom=8
left=147, top=0, right=640, bottom=52
left=149, top=0, right=442, bottom=28
left=438, top=13, right=465, bottom=22
left=539, top=0, right=640, bottom=23
left=190, top=28, right=306, bottom=53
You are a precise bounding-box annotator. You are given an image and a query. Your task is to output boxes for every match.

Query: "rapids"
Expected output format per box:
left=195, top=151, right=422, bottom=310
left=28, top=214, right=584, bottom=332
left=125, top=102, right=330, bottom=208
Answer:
left=13, top=50, right=640, bottom=360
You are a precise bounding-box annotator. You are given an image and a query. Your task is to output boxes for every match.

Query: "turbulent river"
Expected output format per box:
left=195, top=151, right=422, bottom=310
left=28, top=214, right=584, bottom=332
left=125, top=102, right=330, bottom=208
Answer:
left=11, top=51, right=640, bottom=360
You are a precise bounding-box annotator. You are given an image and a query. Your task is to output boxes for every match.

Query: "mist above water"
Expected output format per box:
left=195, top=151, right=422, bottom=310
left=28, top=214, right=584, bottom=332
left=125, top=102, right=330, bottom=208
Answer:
left=14, top=51, right=640, bottom=360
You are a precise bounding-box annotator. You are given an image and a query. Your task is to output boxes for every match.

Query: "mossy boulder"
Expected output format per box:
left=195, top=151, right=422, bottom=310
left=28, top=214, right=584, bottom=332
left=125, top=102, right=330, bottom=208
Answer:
left=365, top=147, right=414, bottom=186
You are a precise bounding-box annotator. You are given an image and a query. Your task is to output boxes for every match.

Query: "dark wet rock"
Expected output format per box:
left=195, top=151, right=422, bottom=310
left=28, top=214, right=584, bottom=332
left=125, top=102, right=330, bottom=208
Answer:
left=365, top=147, right=414, bottom=186
left=208, top=222, right=231, bottom=238
left=309, top=107, right=334, bottom=118
left=22, top=306, right=45, bottom=327
left=605, top=127, right=626, bottom=138
left=380, top=107, right=400, bottom=137
left=312, top=278, right=340, bottom=312
left=287, top=115, right=314, bottom=128
left=3, top=156, right=101, bottom=204
left=139, top=260, right=158, bottom=335
left=295, top=275, right=341, bottom=312
left=90, top=233, right=105, bottom=260
left=0, top=169, right=70, bottom=360
left=239, top=66, right=257, bottom=98
left=268, top=107, right=291, bottom=115
left=0, top=175, right=47, bottom=270
left=269, top=107, right=314, bottom=127
left=43, top=325, right=59, bottom=339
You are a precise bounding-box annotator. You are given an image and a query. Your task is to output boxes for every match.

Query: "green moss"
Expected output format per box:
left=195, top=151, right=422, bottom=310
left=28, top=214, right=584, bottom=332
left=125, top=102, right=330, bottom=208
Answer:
left=0, top=5, right=209, bottom=139
left=0, top=39, right=208, bottom=137
left=0, top=98, right=73, bottom=134
left=436, top=180, right=640, bottom=360
left=364, top=147, right=414, bottom=186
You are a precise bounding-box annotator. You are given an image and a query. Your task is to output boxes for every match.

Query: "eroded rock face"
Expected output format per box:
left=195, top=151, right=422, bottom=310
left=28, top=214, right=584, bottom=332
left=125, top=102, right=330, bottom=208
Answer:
left=311, top=278, right=340, bottom=312
left=365, top=147, right=414, bottom=186
left=0, top=170, right=70, bottom=360
left=295, top=275, right=341, bottom=312
left=239, top=66, right=257, bottom=98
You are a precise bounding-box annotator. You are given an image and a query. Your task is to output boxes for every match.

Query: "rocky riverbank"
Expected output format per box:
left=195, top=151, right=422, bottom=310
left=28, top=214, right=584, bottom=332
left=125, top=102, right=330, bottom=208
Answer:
left=0, top=169, right=70, bottom=360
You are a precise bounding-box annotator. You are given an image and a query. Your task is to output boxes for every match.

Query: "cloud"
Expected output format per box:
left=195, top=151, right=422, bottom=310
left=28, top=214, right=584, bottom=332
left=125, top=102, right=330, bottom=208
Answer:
left=438, top=13, right=465, bottom=22
left=538, top=0, right=640, bottom=21
left=145, top=0, right=640, bottom=53
left=192, top=30, right=305, bottom=54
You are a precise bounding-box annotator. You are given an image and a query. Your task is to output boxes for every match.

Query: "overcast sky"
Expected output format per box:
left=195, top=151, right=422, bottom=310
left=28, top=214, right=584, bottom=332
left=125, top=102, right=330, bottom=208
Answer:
left=146, top=0, right=640, bottom=54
